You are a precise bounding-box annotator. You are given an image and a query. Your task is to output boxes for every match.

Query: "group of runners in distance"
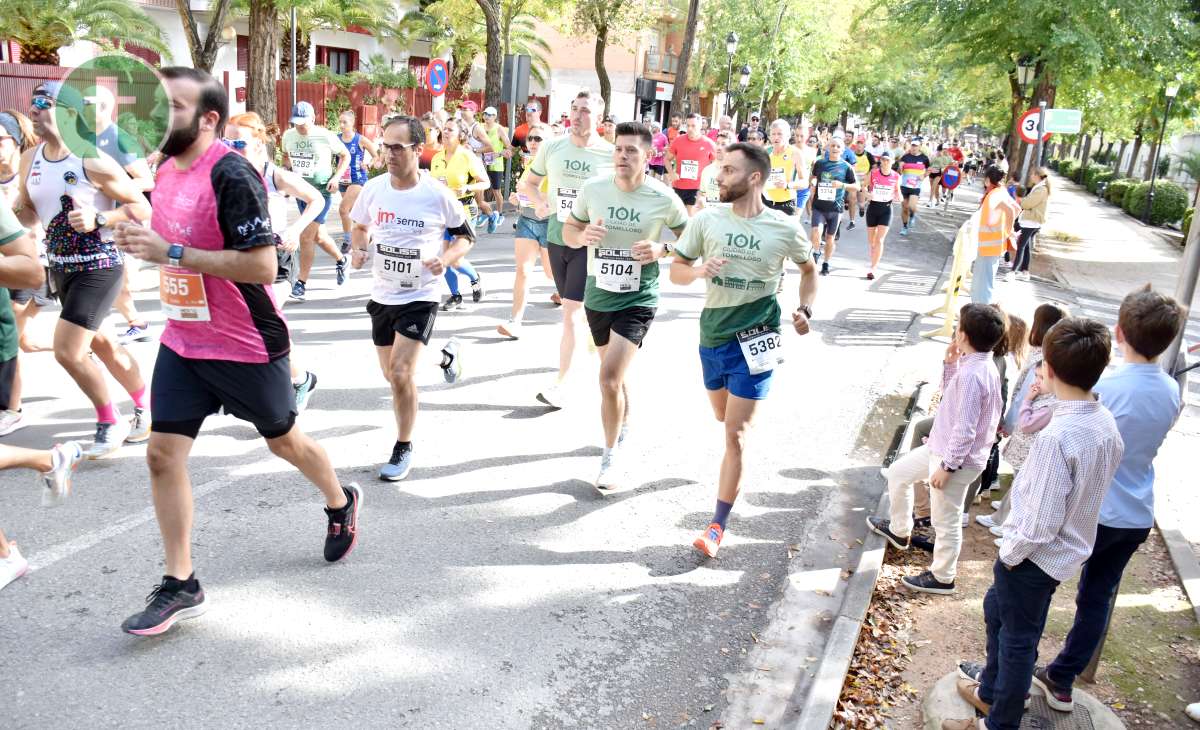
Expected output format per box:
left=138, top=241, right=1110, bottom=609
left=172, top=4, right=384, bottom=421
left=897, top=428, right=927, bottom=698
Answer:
left=0, top=66, right=999, bottom=636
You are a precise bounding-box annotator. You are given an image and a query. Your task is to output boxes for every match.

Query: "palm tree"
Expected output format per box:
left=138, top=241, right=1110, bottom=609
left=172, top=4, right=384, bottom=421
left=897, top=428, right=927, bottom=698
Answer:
left=0, top=0, right=168, bottom=66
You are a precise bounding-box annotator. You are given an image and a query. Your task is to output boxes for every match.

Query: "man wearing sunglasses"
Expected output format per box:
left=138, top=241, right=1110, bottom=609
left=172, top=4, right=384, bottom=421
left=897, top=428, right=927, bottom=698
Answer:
left=17, top=81, right=153, bottom=458
left=113, top=67, right=362, bottom=636
left=512, top=99, right=543, bottom=154
left=349, top=116, right=475, bottom=481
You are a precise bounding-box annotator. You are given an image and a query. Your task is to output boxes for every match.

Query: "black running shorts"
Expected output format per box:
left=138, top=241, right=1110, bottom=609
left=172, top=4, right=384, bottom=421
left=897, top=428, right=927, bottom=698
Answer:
left=150, top=344, right=296, bottom=440
left=0, top=355, right=15, bottom=409
left=548, top=243, right=587, bottom=302
left=764, top=198, right=796, bottom=216
left=50, top=265, right=124, bottom=331
left=673, top=187, right=699, bottom=206
left=367, top=300, right=438, bottom=347
left=865, top=202, right=893, bottom=228
left=586, top=306, right=656, bottom=348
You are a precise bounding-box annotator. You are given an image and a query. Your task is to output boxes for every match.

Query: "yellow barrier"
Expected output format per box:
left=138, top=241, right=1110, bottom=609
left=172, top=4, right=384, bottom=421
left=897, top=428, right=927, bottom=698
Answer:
left=922, top=220, right=975, bottom=339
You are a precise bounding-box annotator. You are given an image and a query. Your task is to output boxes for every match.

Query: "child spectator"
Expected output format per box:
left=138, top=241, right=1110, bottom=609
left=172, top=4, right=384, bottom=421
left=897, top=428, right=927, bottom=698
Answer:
left=1027, top=287, right=1184, bottom=713
left=967, top=311, right=1028, bottom=511
left=977, top=303, right=1068, bottom=530
left=944, top=317, right=1124, bottom=730
left=869, top=303, right=1005, bottom=594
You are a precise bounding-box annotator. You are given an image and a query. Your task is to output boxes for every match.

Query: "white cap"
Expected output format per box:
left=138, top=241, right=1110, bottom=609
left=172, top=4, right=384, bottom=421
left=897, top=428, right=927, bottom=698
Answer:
left=483, top=106, right=498, bottom=116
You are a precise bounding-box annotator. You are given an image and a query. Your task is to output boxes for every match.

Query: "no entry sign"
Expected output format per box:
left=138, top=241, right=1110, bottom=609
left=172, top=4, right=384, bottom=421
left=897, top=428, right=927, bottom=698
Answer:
left=427, top=59, right=449, bottom=97
left=941, top=164, right=961, bottom=190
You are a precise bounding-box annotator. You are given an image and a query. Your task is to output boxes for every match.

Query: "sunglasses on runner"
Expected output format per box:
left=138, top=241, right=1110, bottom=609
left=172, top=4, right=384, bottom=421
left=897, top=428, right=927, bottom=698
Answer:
left=381, top=142, right=420, bottom=154
left=527, top=135, right=543, bottom=143
left=31, top=97, right=53, bottom=110
left=221, top=138, right=248, bottom=150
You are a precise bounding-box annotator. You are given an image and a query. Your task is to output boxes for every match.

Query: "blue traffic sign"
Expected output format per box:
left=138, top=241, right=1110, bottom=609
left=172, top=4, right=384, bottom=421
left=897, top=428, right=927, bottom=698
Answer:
left=427, top=59, right=449, bottom=97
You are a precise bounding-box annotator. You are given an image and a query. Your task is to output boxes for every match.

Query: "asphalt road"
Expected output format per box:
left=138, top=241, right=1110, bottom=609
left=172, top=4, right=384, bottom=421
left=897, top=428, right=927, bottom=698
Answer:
left=0, top=189, right=972, bottom=729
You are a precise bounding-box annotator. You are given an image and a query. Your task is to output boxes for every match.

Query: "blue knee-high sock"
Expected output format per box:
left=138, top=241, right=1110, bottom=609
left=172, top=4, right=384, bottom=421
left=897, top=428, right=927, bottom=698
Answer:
left=712, top=500, right=734, bottom=530
left=444, top=268, right=461, bottom=296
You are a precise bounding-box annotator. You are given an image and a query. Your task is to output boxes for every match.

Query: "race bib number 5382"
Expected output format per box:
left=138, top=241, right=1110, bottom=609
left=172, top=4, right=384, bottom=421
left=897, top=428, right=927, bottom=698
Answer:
left=736, top=325, right=783, bottom=374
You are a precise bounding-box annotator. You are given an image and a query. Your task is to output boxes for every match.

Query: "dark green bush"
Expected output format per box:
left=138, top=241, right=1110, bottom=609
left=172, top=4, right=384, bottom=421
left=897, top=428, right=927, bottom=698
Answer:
left=1124, top=180, right=1189, bottom=226
left=1184, top=207, right=1193, bottom=241
left=1083, top=164, right=1111, bottom=193
left=1105, top=178, right=1136, bottom=205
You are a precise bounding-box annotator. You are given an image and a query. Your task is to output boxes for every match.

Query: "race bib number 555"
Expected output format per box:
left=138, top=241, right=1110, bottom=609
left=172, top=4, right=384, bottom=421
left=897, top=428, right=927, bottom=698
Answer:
left=160, top=268, right=210, bottom=322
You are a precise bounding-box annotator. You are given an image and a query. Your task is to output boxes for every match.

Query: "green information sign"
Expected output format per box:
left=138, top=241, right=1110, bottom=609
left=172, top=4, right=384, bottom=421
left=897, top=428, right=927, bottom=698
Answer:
left=55, top=54, right=171, bottom=162
left=1044, top=108, right=1083, bottom=135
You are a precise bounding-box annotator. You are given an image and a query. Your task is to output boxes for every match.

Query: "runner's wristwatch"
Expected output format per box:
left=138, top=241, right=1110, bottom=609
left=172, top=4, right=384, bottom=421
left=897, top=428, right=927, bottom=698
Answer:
left=798, top=304, right=813, bottom=319
left=94, top=211, right=108, bottom=229
left=167, top=244, right=185, bottom=267
left=941, top=462, right=958, bottom=473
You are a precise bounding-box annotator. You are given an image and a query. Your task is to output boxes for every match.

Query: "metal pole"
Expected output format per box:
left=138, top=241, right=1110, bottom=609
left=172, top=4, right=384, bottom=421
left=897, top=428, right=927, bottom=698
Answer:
left=1023, top=100, right=1047, bottom=186
left=1163, top=174, right=1200, bottom=382
left=724, top=54, right=732, bottom=117
left=290, top=7, right=297, bottom=111
left=756, top=0, right=788, bottom=116
left=1144, top=94, right=1174, bottom=224
left=504, top=69, right=516, bottom=218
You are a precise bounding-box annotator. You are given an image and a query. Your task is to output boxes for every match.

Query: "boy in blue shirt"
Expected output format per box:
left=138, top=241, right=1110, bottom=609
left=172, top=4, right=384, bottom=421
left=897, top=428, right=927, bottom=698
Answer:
left=1030, top=285, right=1185, bottom=712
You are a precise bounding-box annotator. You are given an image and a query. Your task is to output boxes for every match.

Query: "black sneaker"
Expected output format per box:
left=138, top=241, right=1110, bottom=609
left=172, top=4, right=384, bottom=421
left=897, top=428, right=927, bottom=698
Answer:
left=866, top=516, right=909, bottom=550
left=441, top=294, right=463, bottom=312
left=339, top=236, right=351, bottom=255
left=121, top=575, right=207, bottom=636
left=1032, top=666, right=1074, bottom=712
left=820, top=261, right=831, bottom=276
left=470, top=277, right=484, bottom=303
left=901, top=570, right=955, bottom=594
left=335, top=256, right=349, bottom=286
left=847, top=220, right=856, bottom=230
left=324, top=483, right=363, bottom=562
left=911, top=534, right=936, bottom=553
left=913, top=516, right=932, bottom=529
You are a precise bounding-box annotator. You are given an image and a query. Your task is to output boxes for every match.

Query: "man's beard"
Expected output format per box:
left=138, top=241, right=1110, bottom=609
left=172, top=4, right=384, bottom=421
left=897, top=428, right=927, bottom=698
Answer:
left=719, top=178, right=750, bottom=203
left=161, top=110, right=201, bottom=157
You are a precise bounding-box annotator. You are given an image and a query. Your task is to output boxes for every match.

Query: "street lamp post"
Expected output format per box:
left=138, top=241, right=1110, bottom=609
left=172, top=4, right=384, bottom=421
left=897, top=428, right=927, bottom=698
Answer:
left=1015, top=57, right=1037, bottom=183
left=1144, top=79, right=1181, bottom=224
left=737, top=64, right=751, bottom=119
left=723, top=32, right=738, bottom=117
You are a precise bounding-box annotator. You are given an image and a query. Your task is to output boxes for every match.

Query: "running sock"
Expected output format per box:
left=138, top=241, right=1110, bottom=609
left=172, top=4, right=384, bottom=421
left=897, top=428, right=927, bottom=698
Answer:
left=163, top=572, right=199, bottom=592
left=602, top=446, right=613, bottom=459
left=298, top=280, right=306, bottom=287
left=712, top=499, right=734, bottom=530
left=292, top=373, right=307, bottom=386
left=396, top=440, right=412, bottom=454
left=128, top=386, right=147, bottom=410
left=96, top=402, right=118, bottom=424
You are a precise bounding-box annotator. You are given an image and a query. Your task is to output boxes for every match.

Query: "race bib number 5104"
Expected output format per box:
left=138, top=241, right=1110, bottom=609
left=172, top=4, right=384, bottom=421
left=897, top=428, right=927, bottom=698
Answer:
left=592, top=248, right=641, bottom=293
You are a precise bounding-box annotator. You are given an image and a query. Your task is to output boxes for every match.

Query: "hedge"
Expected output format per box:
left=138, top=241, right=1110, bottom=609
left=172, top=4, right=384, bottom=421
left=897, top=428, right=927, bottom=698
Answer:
left=1059, top=159, right=1079, bottom=180
left=1048, top=159, right=1061, bottom=171
left=1083, top=164, right=1113, bottom=193
left=1123, top=180, right=1190, bottom=226
left=1185, top=207, right=1194, bottom=242
left=1106, top=178, right=1137, bottom=205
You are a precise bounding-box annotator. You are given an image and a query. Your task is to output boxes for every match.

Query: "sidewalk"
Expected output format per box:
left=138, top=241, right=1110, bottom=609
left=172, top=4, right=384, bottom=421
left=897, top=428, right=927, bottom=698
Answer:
left=1031, top=172, right=1195, bottom=306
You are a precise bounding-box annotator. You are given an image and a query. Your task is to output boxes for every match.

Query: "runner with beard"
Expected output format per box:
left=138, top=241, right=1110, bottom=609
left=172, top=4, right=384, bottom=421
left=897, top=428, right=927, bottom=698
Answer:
left=670, top=142, right=818, bottom=556
left=114, top=67, right=362, bottom=636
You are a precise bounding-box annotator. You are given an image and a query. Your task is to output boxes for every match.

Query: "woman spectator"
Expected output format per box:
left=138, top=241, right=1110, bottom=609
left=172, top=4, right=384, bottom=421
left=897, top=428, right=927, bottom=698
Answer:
left=1010, top=166, right=1050, bottom=282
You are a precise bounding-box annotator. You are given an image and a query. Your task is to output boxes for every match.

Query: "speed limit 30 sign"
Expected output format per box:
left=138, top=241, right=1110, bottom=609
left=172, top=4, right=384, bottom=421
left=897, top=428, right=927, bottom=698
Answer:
left=1017, top=108, right=1052, bottom=145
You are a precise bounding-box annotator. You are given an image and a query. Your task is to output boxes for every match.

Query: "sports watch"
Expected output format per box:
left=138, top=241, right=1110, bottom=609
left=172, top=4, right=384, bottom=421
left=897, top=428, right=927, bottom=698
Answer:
left=798, top=304, right=813, bottom=319
left=941, top=462, right=958, bottom=473
left=94, top=211, right=108, bottom=229
left=167, top=243, right=185, bottom=267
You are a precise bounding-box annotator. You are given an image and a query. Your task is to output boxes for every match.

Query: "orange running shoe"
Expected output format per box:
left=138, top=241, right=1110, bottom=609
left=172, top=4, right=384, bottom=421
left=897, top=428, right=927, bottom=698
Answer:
left=693, top=522, right=724, bottom=557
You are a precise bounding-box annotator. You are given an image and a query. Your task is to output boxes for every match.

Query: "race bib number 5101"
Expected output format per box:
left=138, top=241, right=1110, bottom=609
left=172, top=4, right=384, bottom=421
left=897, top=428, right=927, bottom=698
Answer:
left=736, top=325, right=783, bottom=374
left=376, top=244, right=422, bottom=289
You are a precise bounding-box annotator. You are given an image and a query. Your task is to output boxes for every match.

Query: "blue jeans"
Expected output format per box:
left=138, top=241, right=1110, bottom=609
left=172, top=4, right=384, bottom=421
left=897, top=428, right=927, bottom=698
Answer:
left=444, top=261, right=479, bottom=296
left=1013, top=227, right=1037, bottom=273
left=1045, top=525, right=1149, bottom=690
left=978, top=559, right=1060, bottom=730
left=971, top=254, right=999, bottom=304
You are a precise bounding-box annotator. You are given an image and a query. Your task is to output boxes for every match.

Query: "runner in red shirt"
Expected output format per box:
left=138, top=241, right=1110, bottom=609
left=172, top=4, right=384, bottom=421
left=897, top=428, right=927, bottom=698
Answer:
left=945, top=140, right=964, bottom=164
left=665, top=114, right=682, bottom=143
left=666, top=113, right=717, bottom=214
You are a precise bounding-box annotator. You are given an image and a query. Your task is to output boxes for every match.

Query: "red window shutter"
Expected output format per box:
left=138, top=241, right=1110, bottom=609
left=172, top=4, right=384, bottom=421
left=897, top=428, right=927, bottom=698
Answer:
left=350, top=50, right=359, bottom=72
left=236, top=35, right=248, bottom=72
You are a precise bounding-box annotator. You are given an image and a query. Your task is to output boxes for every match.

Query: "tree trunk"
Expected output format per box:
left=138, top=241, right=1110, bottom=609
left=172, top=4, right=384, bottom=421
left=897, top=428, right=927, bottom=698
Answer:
left=449, top=49, right=472, bottom=94
left=176, top=0, right=233, bottom=72
left=594, top=25, right=611, bottom=111
left=1115, top=139, right=1128, bottom=173
left=668, top=0, right=700, bottom=119
left=1004, top=71, right=1024, bottom=164
left=475, top=0, right=503, bottom=109
left=247, top=0, right=279, bottom=124
left=1080, top=134, right=1093, bottom=176
left=1125, top=119, right=1144, bottom=178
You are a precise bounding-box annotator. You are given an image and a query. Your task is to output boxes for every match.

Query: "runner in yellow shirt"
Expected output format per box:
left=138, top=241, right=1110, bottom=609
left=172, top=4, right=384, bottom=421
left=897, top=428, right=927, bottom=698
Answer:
left=763, top=120, right=800, bottom=217
left=430, top=120, right=489, bottom=310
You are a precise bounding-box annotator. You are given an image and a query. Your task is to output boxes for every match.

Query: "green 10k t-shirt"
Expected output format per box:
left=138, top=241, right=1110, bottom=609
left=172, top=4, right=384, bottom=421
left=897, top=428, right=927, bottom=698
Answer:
left=529, top=134, right=614, bottom=246
left=570, top=174, right=688, bottom=311
left=673, top=206, right=812, bottom=347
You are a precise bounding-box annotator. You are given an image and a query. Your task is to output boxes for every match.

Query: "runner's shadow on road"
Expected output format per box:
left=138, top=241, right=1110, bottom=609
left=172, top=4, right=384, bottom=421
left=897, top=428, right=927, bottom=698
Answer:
left=418, top=401, right=557, bottom=420
left=405, top=445, right=601, bottom=481
left=870, top=272, right=938, bottom=297
left=420, top=366, right=557, bottom=392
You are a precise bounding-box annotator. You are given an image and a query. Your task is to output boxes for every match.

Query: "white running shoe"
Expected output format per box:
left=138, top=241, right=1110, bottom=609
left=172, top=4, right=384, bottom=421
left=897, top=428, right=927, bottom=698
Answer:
left=616, top=422, right=630, bottom=450
left=497, top=320, right=522, bottom=340
left=0, top=543, right=28, bottom=591
left=993, top=538, right=1003, bottom=548
left=0, top=409, right=25, bottom=436
left=116, top=322, right=154, bottom=346
left=85, top=419, right=130, bottom=459
left=879, top=466, right=890, bottom=480
left=975, top=514, right=997, bottom=529
left=595, top=453, right=620, bottom=490
left=125, top=407, right=151, bottom=444
left=990, top=500, right=1001, bottom=511
left=41, top=441, right=85, bottom=507
left=989, top=524, right=1005, bottom=537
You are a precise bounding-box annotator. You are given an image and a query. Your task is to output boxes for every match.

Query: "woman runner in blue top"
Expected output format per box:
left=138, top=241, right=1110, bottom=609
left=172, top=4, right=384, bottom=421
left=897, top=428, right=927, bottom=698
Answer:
left=336, top=111, right=380, bottom=254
